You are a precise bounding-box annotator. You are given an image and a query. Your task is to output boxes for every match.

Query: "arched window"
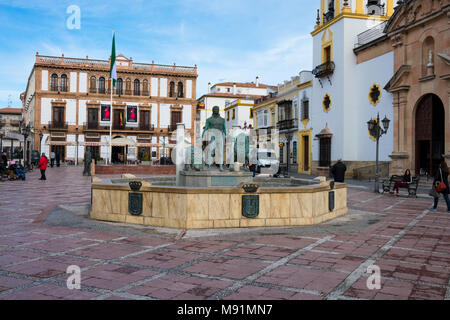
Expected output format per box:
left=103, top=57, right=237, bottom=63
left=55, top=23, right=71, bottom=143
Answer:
left=99, top=77, right=106, bottom=94
left=51, top=74, right=58, bottom=91
left=169, top=81, right=175, bottom=97
left=143, top=80, right=149, bottom=96
left=177, top=81, right=184, bottom=98
left=422, top=36, right=435, bottom=76
left=89, top=76, right=96, bottom=93
left=367, top=0, right=384, bottom=15
left=60, top=74, right=68, bottom=92
left=125, top=78, right=131, bottom=95
left=134, top=79, right=140, bottom=96
left=117, top=78, right=123, bottom=95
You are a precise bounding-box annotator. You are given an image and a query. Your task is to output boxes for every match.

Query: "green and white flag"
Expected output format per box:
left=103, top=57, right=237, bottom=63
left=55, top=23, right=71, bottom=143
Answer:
left=110, top=32, right=117, bottom=87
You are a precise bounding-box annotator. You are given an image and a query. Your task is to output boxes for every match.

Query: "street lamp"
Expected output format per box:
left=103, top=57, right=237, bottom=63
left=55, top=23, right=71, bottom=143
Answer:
left=39, top=131, right=43, bottom=154
left=367, top=113, right=390, bottom=193
left=75, top=127, right=79, bottom=166
left=19, top=122, right=31, bottom=168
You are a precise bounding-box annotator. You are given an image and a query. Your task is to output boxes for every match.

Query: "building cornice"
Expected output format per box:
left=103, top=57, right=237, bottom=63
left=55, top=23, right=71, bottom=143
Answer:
left=311, top=12, right=388, bottom=37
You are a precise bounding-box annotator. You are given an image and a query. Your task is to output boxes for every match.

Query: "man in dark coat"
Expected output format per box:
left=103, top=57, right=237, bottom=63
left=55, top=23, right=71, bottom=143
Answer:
left=331, top=158, right=347, bottom=183
left=431, top=159, right=450, bottom=212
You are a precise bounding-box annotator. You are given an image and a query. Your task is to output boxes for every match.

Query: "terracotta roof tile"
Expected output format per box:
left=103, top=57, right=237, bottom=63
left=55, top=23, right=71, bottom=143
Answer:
left=0, top=108, right=22, bottom=114
left=212, top=82, right=275, bottom=89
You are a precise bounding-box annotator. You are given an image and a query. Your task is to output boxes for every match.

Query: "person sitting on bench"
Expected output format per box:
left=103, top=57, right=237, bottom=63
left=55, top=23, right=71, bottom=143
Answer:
left=391, top=169, right=412, bottom=196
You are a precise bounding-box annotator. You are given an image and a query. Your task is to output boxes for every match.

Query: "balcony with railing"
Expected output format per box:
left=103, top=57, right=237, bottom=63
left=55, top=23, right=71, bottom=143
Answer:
left=48, top=121, right=68, bottom=130
left=113, top=123, right=125, bottom=130
left=312, top=61, right=335, bottom=78
left=84, top=122, right=99, bottom=130
left=168, top=124, right=178, bottom=132
left=50, top=86, right=68, bottom=92
left=139, top=124, right=155, bottom=131
left=277, top=119, right=298, bottom=132
left=9, top=120, right=20, bottom=127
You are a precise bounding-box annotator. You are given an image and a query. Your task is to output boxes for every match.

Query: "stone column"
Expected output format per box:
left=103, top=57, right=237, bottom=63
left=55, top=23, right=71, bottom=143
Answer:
left=389, top=90, right=410, bottom=175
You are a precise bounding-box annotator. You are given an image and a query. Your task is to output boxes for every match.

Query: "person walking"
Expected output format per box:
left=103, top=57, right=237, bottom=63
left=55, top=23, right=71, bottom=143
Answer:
left=331, top=158, right=347, bottom=183
left=431, top=159, right=450, bottom=213
left=39, top=153, right=49, bottom=180
left=1, top=152, right=8, bottom=167
left=50, top=151, right=55, bottom=168
left=55, top=151, right=60, bottom=167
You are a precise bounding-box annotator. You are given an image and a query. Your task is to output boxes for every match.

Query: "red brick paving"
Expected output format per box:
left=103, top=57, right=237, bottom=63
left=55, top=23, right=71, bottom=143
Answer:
left=0, top=167, right=449, bottom=300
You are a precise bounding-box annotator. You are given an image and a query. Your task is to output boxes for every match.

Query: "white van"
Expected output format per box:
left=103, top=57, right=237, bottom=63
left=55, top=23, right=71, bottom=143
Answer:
left=256, top=149, right=279, bottom=174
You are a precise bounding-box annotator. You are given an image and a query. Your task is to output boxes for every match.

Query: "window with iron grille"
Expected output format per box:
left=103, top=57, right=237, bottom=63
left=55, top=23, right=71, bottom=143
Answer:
left=302, top=100, right=309, bottom=120
left=169, top=81, right=175, bottom=97
left=177, top=81, right=184, bottom=98
left=60, top=74, right=68, bottom=92
left=117, top=78, right=123, bottom=95
left=51, top=74, right=59, bottom=91
left=99, top=77, right=106, bottom=94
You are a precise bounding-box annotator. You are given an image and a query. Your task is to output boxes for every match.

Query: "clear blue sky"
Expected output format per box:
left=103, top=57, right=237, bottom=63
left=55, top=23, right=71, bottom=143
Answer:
left=0, top=0, right=318, bottom=108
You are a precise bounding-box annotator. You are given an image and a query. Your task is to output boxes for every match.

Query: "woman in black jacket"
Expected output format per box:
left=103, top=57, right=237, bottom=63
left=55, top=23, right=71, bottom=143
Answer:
left=431, top=159, right=450, bottom=212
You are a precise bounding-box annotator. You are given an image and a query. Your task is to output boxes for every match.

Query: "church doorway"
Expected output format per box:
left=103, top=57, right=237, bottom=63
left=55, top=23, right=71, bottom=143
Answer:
left=415, top=94, right=445, bottom=176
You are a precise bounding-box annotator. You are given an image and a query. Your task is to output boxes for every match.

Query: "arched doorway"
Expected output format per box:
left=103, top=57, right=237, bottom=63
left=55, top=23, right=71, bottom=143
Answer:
left=415, top=94, right=445, bottom=176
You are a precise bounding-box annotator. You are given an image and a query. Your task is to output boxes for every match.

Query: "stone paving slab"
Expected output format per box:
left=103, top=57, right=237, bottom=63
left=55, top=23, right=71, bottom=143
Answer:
left=0, top=167, right=449, bottom=300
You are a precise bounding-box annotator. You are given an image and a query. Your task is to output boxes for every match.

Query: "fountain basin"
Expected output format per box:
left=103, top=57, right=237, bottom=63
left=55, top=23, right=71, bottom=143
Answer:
left=90, top=180, right=348, bottom=229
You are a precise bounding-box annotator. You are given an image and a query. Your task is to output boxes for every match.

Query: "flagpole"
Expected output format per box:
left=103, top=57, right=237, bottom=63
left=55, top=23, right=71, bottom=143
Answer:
left=109, top=76, right=113, bottom=165
left=109, top=29, right=114, bottom=165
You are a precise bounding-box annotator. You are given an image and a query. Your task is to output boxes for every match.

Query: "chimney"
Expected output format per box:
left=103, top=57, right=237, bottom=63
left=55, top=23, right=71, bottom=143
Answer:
left=233, top=83, right=237, bottom=95
left=256, top=76, right=259, bottom=87
left=208, top=82, right=211, bottom=93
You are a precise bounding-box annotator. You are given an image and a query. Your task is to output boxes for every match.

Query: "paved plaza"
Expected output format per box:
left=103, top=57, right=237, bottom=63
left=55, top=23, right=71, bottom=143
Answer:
left=0, top=167, right=449, bottom=300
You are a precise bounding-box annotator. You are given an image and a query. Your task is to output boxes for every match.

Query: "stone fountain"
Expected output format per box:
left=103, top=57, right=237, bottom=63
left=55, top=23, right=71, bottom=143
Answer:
left=90, top=107, right=348, bottom=229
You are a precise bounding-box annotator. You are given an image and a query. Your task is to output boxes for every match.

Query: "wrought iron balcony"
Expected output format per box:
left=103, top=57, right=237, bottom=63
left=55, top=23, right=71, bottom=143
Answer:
left=48, top=121, right=68, bottom=130
left=277, top=119, right=298, bottom=131
left=168, top=124, right=178, bottom=132
left=113, top=123, right=125, bottom=130
left=312, top=61, right=335, bottom=78
left=142, top=90, right=149, bottom=96
left=139, top=124, right=155, bottom=131
left=84, top=122, right=99, bottom=130
left=89, top=88, right=97, bottom=94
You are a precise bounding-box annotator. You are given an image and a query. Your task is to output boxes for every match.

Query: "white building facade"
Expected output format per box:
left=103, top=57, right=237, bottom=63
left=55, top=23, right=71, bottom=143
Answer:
left=21, top=53, right=198, bottom=164
left=308, top=0, right=399, bottom=177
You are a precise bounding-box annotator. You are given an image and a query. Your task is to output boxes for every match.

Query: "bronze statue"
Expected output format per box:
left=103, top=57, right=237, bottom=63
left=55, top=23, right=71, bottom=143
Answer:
left=83, top=150, right=92, bottom=176
left=202, top=106, right=226, bottom=171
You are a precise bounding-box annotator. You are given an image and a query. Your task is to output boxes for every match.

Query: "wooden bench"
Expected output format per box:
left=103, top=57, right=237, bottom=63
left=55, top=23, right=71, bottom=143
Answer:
left=382, top=175, right=420, bottom=198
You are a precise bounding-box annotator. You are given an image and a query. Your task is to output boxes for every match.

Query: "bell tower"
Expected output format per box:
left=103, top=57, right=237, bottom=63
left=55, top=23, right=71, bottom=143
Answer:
left=315, top=0, right=396, bottom=29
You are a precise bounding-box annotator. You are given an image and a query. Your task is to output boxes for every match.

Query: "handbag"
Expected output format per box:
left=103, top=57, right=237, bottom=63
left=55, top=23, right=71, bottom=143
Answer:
left=435, top=169, right=447, bottom=193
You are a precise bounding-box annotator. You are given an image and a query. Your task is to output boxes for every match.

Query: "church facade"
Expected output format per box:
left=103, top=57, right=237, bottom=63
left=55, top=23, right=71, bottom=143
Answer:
left=383, top=0, right=450, bottom=176
left=304, top=0, right=449, bottom=179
